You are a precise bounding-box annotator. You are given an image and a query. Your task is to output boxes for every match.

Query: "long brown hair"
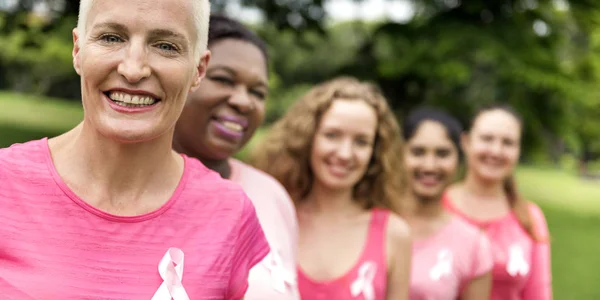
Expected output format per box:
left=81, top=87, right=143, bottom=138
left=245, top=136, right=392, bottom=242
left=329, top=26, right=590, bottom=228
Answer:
left=470, top=104, right=539, bottom=241
left=250, top=76, right=406, bottom=214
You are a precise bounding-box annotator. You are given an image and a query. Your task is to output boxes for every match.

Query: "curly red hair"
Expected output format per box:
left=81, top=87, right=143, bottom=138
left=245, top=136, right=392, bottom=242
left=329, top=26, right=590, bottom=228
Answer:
left=250, top=76, right=407, bottom=214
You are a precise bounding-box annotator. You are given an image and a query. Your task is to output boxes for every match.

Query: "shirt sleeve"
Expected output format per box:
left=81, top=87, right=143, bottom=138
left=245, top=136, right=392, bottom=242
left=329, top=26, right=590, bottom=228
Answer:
left=470, top=231, right=493, bottom=279
left=226, top=193, right=271, bottom=300
left=277, top=187, right=301, bottom=297
left=277, top=187, right=299, bottom=266
left=522, top=203, right=553, bottom=300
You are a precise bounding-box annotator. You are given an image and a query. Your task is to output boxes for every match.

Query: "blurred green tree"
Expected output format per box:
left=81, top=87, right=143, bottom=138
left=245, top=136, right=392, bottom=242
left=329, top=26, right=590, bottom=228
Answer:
left=1, top=0, right=600, bottom=165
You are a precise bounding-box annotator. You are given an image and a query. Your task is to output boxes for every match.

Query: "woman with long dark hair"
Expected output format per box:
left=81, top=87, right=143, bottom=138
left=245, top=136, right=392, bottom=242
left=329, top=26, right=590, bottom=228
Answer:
left=402, top=107, right=493, bottom=300
left=444, top=104, right=552, bottom=300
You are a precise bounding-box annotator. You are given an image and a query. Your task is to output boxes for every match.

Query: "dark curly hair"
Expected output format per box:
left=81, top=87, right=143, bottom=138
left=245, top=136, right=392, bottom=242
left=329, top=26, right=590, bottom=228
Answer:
left=208, top=14, right=268, bottom=65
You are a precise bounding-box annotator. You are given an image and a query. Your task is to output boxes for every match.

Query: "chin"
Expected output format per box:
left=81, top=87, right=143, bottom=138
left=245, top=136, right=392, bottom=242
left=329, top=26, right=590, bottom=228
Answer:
left=320, top=178, right=356, bottom=192
left=207, top=141, right=241, bottom=160
left=104, top=129, right=152, bottom=142
left=414, top=188, right=442, bottom=200
left=98, top=121, right=166, bottom=143
left=108, top=131, right=158, bottom=143
left=476, top=170, right=507, bottom=183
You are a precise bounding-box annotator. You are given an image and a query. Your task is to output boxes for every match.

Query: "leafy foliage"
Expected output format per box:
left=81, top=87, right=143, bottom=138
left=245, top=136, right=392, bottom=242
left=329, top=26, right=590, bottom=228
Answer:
left=1, top=0, right=599, bottom=162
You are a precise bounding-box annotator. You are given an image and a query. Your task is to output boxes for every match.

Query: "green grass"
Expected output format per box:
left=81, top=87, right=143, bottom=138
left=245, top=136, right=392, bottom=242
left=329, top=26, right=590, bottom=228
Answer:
left=0, top=91, right=83, bottom=147
left=517, top=166, right=600, bottom=214
left=1, top=90, right=600, bottom=298
left=518, top=166, right=600, bottom=299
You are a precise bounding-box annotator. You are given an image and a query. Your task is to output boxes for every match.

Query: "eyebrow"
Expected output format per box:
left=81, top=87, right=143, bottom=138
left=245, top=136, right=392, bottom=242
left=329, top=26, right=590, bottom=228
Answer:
left=90, top=22, right=190, bottom=46
left=322, top=125, right=374, bottom=137
left=91, top=22, right=127, bottom=33
left=148, top=29, right=189, bottom=45
left=208, top=65, right=269, bottom=89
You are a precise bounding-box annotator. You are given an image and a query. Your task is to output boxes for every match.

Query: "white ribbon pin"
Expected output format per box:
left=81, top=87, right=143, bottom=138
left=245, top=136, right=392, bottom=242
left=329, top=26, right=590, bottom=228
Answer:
left=264, top=250, right=296, bottom=293
left=507, top=244, right=530, bottom=277
left=350, top=261, right=376, bottom=300
left=429, top=249, right=453, bottom=281
left=151, top=247, right=190, bottom=300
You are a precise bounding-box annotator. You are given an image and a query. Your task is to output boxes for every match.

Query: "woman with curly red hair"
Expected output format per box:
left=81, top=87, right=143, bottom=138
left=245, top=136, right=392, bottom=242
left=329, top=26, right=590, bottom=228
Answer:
left=252, top=76, right=412, bottom=300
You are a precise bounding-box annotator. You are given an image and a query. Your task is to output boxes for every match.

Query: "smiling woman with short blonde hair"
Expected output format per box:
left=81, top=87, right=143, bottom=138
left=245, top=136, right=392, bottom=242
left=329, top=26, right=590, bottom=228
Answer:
left=0, top=1, right=269, bottom=298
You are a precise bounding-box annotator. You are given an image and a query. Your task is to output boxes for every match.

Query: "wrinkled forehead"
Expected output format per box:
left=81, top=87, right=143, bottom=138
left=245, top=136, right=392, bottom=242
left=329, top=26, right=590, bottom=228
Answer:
left=86, top=0, right=196, bottom=41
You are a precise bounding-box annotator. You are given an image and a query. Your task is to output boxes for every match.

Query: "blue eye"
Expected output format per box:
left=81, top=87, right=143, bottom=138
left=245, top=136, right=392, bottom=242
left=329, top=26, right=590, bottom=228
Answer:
left=101, top=34, right=122, bottom=43
left=157, top=43, right=176, bottom=52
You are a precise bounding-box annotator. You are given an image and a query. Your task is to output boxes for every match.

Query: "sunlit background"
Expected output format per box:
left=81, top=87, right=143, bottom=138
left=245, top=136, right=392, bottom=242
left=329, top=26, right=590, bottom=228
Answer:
left=1, top=0, right=599, bottom=298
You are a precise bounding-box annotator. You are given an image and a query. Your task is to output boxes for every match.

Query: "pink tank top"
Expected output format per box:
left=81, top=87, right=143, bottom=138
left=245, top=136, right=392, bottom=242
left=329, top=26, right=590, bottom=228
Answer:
left=297, top=208, right=390, bottom=300
left=442, top=194, right=552, bottom=300
left=410, top=216, right=492, bottom=300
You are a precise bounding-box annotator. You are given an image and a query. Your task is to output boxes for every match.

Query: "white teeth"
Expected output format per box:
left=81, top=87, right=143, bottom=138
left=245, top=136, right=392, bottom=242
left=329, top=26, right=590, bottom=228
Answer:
left=108, top=91, right=157, bottom=106
left=221, top=121, right=243, bottom=132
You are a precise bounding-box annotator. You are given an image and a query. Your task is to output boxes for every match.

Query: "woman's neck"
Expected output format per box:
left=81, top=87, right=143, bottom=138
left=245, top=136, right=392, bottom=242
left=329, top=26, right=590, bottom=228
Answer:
left=301, top=182, right=363, bottom=218
left=462, top=171, right=505, bottom=199
left=48, top=122, right=183, bottom=214
left=199, top=158, right=231, bottom=179
left=171, top=139, right=231, bottom=179
left=405, top=192, right=452, bottom=240
left=411, top=194, right=445, bottom=219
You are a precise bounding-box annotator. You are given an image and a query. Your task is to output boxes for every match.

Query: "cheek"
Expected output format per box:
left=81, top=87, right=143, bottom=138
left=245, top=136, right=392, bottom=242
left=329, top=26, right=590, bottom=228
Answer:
left=184, top=92, right=221, bottom=122
left=80, top=54, right=107, bottom=82
left=310, top=139, right=325, bottom=163
left=309, top=145, right=327, bottom=177
left=404, top=156, right=420, bottom=174
left=81, top=46, right=123, bottom=75
left=157, top=61, right=196, bottom=93
left=471, top=142, right=489, bottom=156
left=357, top=147, right=374, bottom=167
left=177, top=105, right=204, bottom=134
left=467, top=146, right=488, bottom=166
left=505, top=148, right=520, bottom=164
left=255, top=102, right=267, bottom=121
left=248, top=102, right=266, bottom=129
left=440, top=159, right=458, bottom=176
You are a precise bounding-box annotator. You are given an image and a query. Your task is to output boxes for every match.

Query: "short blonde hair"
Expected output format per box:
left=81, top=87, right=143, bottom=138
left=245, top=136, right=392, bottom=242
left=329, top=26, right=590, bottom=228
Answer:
left=76, top=0, right=210, bottom=63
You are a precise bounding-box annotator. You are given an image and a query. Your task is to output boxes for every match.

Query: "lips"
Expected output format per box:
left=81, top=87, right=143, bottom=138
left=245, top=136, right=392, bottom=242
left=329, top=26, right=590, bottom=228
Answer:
left=212, top=115, right=248, bottom=130
left=326, top=162, right=352, bottom=178
left=415, top=172, right=443, bottom=187
left=210, top=115, right=248, bottom=142
left=104, top=89, right=161, bottom=108
left=480, top=156, right=506, bottom=168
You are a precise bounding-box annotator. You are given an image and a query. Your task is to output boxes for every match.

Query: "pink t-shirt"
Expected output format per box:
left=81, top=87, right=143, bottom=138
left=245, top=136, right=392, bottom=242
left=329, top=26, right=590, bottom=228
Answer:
left=410, top=216, right=493, bottom=300
left=229, top=159, right=300, bottom=300
left=443, top=194, right=552, bottom=300
left=0, top=138, right=270, bottom=299
left=298, top=208, right=390, bottom=300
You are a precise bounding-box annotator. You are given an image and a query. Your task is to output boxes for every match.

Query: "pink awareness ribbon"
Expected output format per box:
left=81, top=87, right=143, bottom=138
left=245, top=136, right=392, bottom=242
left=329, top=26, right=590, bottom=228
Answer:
left=151, top=248, right=190, bottom=300
left=350, top=261, right=376, bottom=300
left=264, top=250, right=296, bottom=293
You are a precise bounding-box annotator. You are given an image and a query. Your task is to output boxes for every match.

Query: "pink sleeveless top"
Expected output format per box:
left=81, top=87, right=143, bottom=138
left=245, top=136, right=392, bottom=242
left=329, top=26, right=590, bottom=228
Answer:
left=410, top=216, right=493, bottom=300
left=442, top=194, right=552, bottom=300
left=297, top=208, right=390, bottom=300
